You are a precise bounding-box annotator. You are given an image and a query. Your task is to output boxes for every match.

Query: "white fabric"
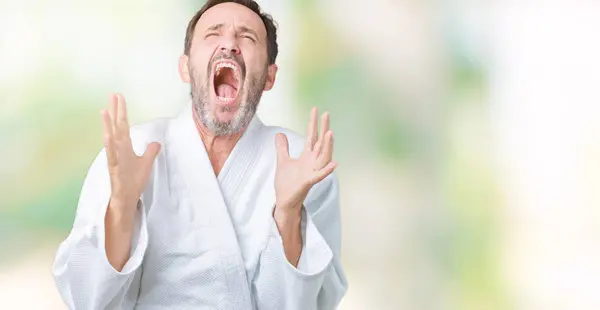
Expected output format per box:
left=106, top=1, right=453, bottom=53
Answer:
left=52, top=104, right=348, bottom=310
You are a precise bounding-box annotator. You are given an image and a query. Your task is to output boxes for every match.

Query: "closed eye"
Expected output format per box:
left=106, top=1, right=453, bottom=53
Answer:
left=238, top=26, right=259, bottom=43
left=242, top=35, right=256, bottom=43
left=205, top=32, right=219, bottom=39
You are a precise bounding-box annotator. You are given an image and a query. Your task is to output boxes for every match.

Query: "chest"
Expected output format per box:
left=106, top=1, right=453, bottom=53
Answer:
left=134, top=155, right=277, bottom=308
left=147, top=160, right=276, bottom=261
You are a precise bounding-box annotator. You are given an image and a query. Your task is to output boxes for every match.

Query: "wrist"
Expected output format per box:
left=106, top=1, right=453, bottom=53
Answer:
left=110, top=193, right=139, bottom=209
left=106, top=198, right=138, bottom=229
left=273, top=205, right=302, bottom=225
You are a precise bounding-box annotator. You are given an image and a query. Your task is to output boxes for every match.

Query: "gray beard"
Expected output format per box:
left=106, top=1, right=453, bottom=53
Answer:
left=190, top=67, right=267, bottom=136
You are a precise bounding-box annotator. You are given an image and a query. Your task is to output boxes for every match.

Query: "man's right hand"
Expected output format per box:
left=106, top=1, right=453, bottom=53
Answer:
left=101, top=93, right=160, bottom=271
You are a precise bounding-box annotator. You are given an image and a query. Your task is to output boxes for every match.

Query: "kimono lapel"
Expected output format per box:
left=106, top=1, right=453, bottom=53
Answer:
left=217, top=116, right=265, bottom=209
left=165, top=104, right=235, bottom=242
left=164, top=103, right=252, bottom=307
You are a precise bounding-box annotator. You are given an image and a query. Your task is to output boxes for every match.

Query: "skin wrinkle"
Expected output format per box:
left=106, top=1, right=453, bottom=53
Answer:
left=188, top=18, right=270, bottom=137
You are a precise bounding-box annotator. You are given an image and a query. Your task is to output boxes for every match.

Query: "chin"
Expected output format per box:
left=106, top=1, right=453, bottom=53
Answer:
left=212, top=104, right=240, bottom=123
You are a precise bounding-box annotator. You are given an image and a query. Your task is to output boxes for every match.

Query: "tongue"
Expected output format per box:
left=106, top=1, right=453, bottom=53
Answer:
left=216, top=84, right=236, bottom=98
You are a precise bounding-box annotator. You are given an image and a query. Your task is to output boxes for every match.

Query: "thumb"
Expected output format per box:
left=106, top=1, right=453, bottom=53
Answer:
left=141, top=142, right=161, bottom=167
left=275, top=133, right=289, bottom=162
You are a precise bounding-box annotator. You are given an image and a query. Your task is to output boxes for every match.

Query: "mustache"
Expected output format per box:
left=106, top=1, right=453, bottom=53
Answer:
left=208, top=52, right=246, bottom=79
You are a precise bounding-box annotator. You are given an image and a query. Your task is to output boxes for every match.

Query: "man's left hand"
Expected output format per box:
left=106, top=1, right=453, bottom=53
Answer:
left=274, top=107, right=337, bottom=218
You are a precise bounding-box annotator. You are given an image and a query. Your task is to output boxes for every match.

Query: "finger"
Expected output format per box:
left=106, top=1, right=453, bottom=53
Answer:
left=139, top=143, right=161, bottom=184
left=313, top=139, right=322, bottom=155
left=318, top=112, right=330, bottom=147
left=310, top=161, right=337, bottom=185
left=141, top=142, right=161, bottom=165
left=116, top=93, right=129, bottom=127
left=108, top=94, right=119, bottom=134
left=305, top=107, right=318, bottom=151
left=275, top=133, right=290, bottom=162
left=317, top=131, right=334, bottom=168
left=101, top=110, right=118, bottom=168
left=115, top=94, right=132, bottom=144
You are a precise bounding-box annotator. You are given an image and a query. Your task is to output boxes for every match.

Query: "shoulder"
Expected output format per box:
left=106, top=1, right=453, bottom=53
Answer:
left=259, top=123, right=306, bottom=158
left=88, top=117, right=170, bottom=169
left=129, top=118, right=171, bottom=156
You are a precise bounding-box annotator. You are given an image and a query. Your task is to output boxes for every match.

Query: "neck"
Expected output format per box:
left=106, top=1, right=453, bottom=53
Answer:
left=193, top=111, right=245, bottom=176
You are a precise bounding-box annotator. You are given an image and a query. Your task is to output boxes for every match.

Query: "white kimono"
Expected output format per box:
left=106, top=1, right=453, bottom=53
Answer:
left=52, top=104, right=348, bottom=310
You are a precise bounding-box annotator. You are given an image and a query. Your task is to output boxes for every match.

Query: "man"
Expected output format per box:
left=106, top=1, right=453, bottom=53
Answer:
left=52, top=0, right=347, bottom=309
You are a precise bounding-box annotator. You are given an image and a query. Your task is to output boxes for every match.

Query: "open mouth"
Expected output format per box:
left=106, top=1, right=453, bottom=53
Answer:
left=213, top=61, right=240, bottom=104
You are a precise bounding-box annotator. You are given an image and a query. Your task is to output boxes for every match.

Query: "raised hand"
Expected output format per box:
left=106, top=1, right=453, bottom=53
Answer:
left=101, top=94, right=161, bottom=216
left=274, top=107, right=337, bottom=216
left=102, top=94, right=161, bottom=271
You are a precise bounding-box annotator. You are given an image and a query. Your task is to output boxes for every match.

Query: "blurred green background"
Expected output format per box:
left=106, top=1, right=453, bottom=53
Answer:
left=2, top=1, right=600, bottom=309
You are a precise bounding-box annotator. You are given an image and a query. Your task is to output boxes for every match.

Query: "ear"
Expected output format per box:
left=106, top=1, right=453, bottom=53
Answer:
left=178, top=55, right=191, bottom=84
left=263, top=64, right=278, bottom=91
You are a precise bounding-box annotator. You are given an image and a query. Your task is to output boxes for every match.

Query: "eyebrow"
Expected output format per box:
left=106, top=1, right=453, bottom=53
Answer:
left=205, top=23, right=224, bottom=32
left=204, top=23, right=260, bottom=42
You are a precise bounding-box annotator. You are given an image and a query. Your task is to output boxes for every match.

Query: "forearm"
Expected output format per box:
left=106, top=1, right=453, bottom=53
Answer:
left=254, top=206, right=345, bottom=310
left=53, top=193, right=147, bottom=309
left=273, top=206, right=303, bottom=267
left=105, top=199, right=137, bottom=271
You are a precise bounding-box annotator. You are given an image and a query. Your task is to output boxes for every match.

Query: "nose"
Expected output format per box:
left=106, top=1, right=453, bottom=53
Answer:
left=219, top=38, right=241, bottom=55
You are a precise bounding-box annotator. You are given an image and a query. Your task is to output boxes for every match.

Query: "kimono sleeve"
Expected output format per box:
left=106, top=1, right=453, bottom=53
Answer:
left=252, top=173, right=349, bottom=310
left=52, top=149, right=149, bottom=310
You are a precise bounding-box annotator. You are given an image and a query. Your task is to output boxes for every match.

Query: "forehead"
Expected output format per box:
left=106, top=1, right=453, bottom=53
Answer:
left=197, top=2, right=267, bottom=37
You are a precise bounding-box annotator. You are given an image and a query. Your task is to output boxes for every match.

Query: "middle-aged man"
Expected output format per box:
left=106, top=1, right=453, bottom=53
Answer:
left=52, top=0, right=348, bottom=309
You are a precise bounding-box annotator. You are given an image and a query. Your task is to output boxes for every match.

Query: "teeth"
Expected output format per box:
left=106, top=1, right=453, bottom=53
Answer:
left=217, top=96, right=235, bottom=102
left=216, top=62, right=238, bottom=72
left=215, top=62, right=238, bottom=78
